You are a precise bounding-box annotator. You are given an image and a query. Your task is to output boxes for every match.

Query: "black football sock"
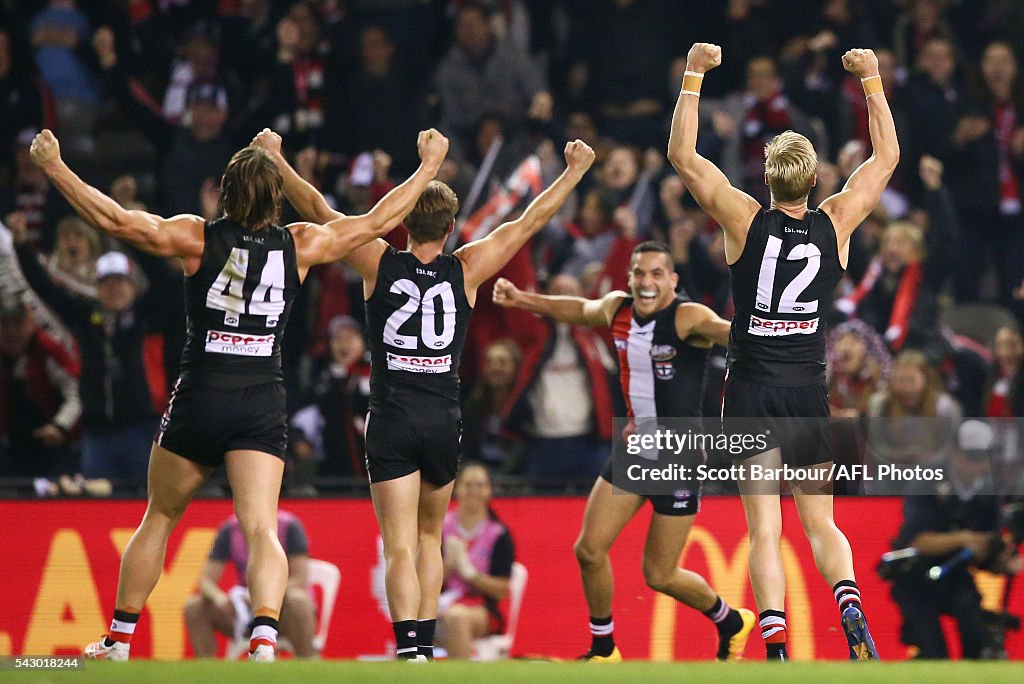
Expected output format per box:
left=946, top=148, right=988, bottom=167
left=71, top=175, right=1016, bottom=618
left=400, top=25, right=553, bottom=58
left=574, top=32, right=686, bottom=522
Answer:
left=417, top=619, right=436, bottom=659
left=589, top=615, right=615, bottom=657
left=394, top=620, right=418, bottom=660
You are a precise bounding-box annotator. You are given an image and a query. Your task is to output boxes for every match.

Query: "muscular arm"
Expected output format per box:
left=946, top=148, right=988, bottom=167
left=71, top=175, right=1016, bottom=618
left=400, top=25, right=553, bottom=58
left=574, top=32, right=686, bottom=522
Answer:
left=288, top=161, right=441, bottom=277
left=275, top=150, right=344, bottom=225
left=667, top=45, right=760, bottom=264
left=259, top=128, right=447, bottom=280
left=31, top=132, right=204, bottom=264
left=819, top=51, right=900, bottom=250
left=494, top=280, right=625, bottom=327
left=675, top=302, right=731, bottom=347
left=455, top=141, right=595, bottom=300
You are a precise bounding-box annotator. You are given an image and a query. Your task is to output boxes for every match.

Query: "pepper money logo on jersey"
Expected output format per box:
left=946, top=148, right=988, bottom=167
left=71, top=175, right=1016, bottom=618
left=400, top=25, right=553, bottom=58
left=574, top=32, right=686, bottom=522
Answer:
left=205, top=330, right=275, bottom=356
left=386, top=352, right=453, bottom=374
left=748, top=314, right=819, bottom=337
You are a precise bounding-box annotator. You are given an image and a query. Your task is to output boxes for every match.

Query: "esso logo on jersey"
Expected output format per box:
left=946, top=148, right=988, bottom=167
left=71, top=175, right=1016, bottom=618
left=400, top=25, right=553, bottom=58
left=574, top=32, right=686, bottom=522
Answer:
left=205, top=330, right=275, bottom=357
left=386, top=352, right=453, bottom=374
left=747, top=315, right=819, bottom=337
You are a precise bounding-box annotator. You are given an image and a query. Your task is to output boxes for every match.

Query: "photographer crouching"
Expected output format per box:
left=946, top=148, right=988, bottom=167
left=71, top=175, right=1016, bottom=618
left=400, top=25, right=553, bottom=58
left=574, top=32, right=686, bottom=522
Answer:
left=880, top=420, right=1022, bottom=659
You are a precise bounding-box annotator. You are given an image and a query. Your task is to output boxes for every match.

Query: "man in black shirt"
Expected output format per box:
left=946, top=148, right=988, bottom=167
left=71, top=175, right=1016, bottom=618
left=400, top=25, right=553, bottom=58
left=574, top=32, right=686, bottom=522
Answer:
left=257, top=128, right=593, bottom=661
left=29, top=125, right=447, bottom=662
left=668, top=43, right=899, bottom=661
left=12, top=230, right=162, bottom=483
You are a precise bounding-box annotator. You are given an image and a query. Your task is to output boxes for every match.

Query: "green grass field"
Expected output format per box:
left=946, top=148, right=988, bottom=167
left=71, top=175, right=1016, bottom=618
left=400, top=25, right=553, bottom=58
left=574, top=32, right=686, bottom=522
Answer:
left=8, top=661, right=1023, bottom=684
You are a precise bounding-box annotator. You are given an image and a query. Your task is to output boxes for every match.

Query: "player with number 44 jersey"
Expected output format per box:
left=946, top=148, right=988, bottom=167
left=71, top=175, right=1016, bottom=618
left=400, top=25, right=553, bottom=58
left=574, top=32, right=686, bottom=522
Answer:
left=28, top=126, right=448, bottom=663
left=668, top=43, right=897, bottom=661
left=258, top=130, right=595, bottom=661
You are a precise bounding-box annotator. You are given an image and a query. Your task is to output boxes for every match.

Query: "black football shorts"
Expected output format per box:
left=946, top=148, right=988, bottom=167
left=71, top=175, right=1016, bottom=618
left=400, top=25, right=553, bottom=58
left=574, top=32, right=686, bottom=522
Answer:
left=721, top=374, right=832, bottom=466
left=600, top=457, right=701, bottom=517
left=364, top=413, right=462, bottom=486
left=156, top=380, right=288, bottom=467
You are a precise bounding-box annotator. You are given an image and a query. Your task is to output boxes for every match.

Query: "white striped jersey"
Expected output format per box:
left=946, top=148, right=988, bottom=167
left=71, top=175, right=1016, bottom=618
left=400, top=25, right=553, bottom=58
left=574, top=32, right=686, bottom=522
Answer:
left=611, top=296, right=711, bottom=420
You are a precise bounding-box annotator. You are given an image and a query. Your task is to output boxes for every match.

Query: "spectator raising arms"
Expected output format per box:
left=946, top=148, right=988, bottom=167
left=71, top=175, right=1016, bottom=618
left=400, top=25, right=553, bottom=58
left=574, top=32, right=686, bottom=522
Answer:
left=12, top=218, right=166, bottom=485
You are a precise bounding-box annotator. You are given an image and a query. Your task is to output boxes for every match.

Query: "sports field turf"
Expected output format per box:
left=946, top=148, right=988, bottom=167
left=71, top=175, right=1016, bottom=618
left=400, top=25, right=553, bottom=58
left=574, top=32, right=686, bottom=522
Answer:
left=8, top=660, right=1022, bottom=683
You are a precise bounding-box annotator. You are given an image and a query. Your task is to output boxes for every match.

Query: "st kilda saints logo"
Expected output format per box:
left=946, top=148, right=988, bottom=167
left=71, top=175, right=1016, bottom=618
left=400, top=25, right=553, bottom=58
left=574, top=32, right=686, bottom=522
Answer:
left=651, top=344, right=676, bottom=380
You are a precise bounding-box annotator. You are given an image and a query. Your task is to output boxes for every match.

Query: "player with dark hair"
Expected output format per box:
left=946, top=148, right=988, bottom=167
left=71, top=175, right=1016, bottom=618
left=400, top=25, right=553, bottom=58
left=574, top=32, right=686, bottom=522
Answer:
left=28, top=126, right=448, bottom=662
left=255, top=129, right=595, bottom=661
left=668, top=43, right=899, bottom=661
left=493, top=241, right=756, bottom=662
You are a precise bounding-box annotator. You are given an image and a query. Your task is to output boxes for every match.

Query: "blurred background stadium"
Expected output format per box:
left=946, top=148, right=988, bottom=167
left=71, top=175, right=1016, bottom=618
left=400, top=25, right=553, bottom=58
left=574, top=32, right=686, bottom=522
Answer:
left=1, top=0, right=1023, bottom=665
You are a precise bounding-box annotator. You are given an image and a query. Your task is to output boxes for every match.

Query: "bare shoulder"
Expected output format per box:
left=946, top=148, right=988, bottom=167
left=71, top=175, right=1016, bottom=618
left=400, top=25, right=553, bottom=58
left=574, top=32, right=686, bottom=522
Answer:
left=676, top=301, right=715, bottom=321
left=284, top=221, right=319, bottom=239
left=602, top=289, right=630, bottom=310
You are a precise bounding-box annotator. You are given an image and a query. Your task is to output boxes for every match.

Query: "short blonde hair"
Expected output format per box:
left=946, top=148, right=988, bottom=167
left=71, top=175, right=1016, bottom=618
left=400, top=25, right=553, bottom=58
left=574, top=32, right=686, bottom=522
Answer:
left=764, top=131, right=817, bottom=203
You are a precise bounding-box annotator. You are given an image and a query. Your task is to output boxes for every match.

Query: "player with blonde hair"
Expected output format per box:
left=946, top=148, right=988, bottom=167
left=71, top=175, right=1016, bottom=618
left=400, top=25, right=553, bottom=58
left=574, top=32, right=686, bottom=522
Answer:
left=668, top=44, right=899, bottom=661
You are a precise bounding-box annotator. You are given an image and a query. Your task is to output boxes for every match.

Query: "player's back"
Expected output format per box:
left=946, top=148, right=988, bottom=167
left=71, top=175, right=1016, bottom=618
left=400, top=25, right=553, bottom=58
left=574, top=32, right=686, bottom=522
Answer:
left=728, top=208, right=843, bottom=386
left=178, top=217, right=301, bottom=389
left=365, top=246, right=473, bottom=424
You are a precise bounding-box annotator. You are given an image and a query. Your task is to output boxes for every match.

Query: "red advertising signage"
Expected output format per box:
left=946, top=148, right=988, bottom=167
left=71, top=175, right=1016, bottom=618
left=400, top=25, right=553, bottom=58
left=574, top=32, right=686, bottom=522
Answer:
left=0, top=497, right=1020, bottom=661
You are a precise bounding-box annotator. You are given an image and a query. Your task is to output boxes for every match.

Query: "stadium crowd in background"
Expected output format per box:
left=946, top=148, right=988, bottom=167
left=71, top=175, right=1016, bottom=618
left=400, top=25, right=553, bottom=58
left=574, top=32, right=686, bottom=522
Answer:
left=1, top=0, right=1024, bottom=493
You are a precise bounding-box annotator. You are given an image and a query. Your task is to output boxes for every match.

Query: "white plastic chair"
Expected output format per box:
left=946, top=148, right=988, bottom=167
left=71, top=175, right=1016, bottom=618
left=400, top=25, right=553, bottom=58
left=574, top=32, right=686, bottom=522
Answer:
left=224, top=558, right=341, bottom=659
left=471, top=562, right=528, bottom=661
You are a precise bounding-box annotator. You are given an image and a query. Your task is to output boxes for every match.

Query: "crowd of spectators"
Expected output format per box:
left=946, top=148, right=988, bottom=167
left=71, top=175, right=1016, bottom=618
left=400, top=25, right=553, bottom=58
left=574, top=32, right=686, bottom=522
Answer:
left=2, top=0, right=1024, bottom=495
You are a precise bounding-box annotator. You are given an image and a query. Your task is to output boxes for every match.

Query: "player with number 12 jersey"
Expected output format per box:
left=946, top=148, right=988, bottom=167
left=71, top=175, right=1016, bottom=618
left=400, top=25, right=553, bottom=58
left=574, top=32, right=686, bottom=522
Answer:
left=668, top=43, right=898, bottom=661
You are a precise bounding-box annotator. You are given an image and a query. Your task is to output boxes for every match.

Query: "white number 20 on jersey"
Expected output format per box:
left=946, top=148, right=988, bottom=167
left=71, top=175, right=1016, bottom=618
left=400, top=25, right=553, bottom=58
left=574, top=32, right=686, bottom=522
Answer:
left=206, top=248, right=285, bottom=328
left=384, top=279, right=457, bottom=350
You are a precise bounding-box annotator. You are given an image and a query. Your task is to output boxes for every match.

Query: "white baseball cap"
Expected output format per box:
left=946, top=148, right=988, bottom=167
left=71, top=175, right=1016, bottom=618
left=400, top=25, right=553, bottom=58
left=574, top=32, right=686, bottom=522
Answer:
left=957, top=420, right=996, bottom=454
left=96, top=251, right=132, bottom=280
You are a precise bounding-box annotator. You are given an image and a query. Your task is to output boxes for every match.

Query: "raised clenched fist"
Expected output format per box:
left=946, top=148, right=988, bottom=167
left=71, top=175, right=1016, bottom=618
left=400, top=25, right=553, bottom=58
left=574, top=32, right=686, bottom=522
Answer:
left=30, top=129, right=61, bottom=169
left=492, top=277, right=521, bottom=307
left=841, top=48, right=879, bottom=78
left=417, top=128, right=449, bottom=170
left=564, top=139, right=596, bottom=175
left=686, top=43, right=722, bottom=73
left=252, top=128, right=282, bottom=156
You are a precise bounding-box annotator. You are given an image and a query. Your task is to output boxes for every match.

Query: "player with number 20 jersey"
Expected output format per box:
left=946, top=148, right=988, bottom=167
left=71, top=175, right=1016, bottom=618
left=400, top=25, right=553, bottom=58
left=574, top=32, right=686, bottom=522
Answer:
left=265, top=134, right=596, bottom=661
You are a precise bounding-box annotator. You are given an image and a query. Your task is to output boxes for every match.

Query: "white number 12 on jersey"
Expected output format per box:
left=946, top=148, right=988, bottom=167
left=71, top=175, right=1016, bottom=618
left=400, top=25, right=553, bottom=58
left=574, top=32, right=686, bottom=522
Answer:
left=755, top=235, right=821, bottom=314
left=206, top=248, right=285, bottom=328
